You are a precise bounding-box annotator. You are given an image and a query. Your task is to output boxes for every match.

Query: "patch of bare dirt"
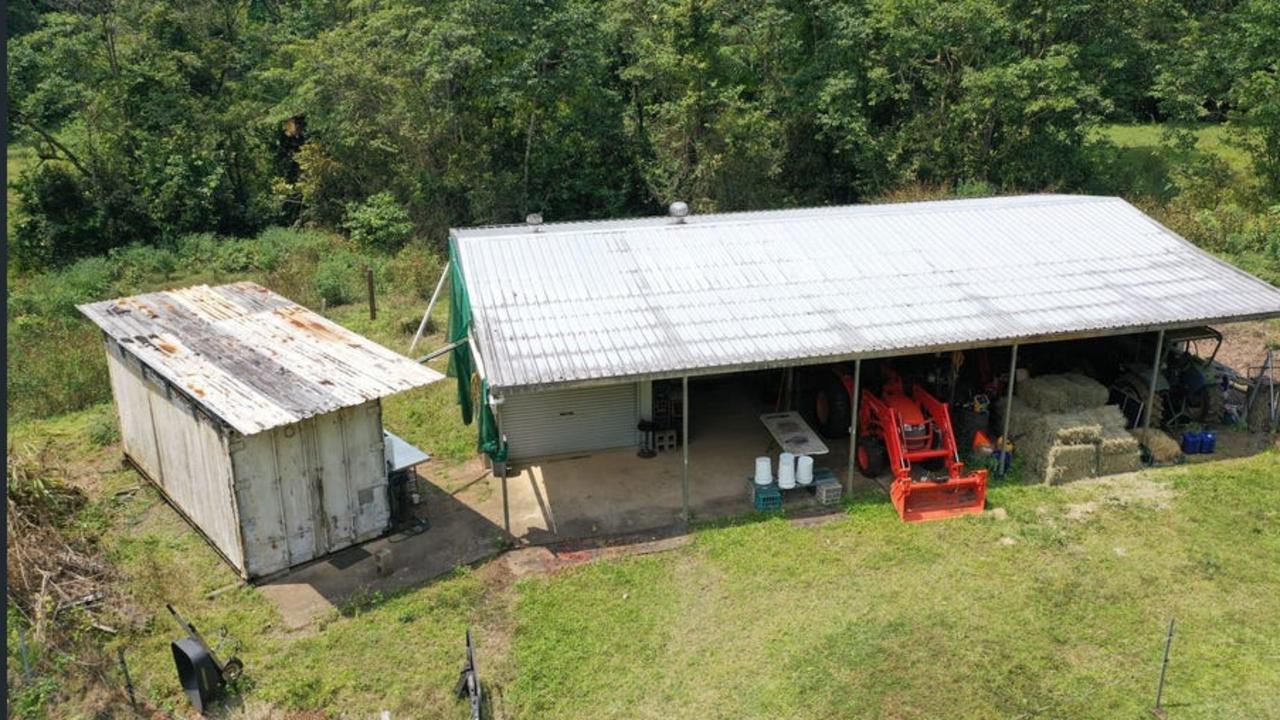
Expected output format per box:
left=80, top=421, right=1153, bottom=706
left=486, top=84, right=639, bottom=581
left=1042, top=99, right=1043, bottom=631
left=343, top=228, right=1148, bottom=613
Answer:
left=1215, top=320, right=1280, bottom=377
left=1064, top=501, right=1099, bottom=521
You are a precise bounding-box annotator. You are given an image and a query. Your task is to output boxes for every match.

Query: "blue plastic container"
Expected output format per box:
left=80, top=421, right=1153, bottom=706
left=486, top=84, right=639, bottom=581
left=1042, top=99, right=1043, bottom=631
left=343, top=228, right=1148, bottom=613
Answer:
left=1181, top=431, right=1203, bottom=455
left=1201, top=431, right=1217, bottom=454
left=994, top=449, right=1013, bottom=469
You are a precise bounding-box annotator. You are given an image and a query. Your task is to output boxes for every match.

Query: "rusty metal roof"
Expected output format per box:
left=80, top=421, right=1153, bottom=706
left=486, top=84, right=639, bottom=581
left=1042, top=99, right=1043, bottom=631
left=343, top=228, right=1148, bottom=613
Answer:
left=451, top=195, right=1280, bottom=393
left=79, top=281, right=444, bottom=435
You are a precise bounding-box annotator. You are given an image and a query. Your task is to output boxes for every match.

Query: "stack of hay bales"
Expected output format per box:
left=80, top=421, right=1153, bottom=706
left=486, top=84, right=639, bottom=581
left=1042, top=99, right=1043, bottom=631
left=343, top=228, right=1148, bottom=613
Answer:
left=997, top=373, right=1144, bottom=484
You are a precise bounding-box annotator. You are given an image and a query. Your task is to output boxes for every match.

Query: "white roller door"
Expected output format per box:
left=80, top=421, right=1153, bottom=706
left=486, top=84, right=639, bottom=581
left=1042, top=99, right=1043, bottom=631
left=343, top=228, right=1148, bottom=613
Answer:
left=501, top=384, right=638, bottom=460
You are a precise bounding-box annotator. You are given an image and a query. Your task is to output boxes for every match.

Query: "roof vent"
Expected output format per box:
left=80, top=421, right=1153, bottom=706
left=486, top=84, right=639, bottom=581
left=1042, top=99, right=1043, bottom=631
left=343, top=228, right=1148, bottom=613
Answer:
left=525, top=213, right=543, bottom=232
left=668, top=201, right=690, bottom=223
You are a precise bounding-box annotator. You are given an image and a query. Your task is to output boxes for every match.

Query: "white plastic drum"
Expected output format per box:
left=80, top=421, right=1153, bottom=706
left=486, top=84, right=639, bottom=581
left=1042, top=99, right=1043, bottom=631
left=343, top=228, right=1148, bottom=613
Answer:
left=754, top=456, right=773, bottom=486
left=778, top=452, right=797, bottom=489
left=797, top=455, right=814, bottom=485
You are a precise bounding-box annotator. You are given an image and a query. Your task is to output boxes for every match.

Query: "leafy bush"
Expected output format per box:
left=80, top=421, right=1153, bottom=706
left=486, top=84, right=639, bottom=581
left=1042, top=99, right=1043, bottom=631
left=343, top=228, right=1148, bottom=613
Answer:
left=7, top=257, right=116, bottom=319
left=109, top=243, right=178, bottom=289
left=87, top=411, right=119, bottom=448
left=9, top=164, right=108, bottom=271
left=314, top=252, right=359, bottom=307
left=386, top=244, right=444, bottom=300
left=253, top=227, right=331, bottom=270
left=342, top=192, right=414, bottom=252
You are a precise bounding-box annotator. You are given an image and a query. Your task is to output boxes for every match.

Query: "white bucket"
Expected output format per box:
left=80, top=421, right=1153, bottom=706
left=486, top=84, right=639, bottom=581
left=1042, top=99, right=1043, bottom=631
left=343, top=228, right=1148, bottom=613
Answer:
left=754, top=456, right=772, bottom=486
left=778, top=452, right=796, bottom=489
left=797, top=455, right=814, bottom=485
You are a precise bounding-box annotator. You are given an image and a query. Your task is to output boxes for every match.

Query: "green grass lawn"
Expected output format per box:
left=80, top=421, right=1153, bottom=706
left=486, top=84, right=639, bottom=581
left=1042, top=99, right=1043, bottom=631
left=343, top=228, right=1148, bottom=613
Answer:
left=509, top=455, right=1280, bottom=719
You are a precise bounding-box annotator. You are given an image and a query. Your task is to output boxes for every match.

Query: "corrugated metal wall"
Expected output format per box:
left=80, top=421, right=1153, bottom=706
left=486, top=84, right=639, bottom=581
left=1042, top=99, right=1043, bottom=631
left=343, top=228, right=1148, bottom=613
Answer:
left=502, top=384, right=638, bottom=460
left=104, top=339, right=244, bottom=570
left=231, top=401, right=387, bottom=578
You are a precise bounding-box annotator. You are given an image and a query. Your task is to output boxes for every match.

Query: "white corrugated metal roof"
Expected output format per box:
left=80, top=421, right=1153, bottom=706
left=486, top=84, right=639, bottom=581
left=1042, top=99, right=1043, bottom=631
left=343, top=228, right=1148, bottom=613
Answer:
left=80, top=281, right=444, bottom=435
left=452, top=195, right=1280, bottom=393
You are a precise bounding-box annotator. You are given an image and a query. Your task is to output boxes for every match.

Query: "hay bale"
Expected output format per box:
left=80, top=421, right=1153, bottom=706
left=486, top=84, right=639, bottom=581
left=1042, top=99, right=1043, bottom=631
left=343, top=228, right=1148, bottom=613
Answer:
left=1044, top=443, right=1098, bottom=485
left=1098, top=446, right=1144, bottom=475
left=1097, top=423, right=1142, bottom=475
left=1131, top=428, right=1181, bottom=464
left=1016, top=410, right=1101, bottom=468
left=1017, top=373, right=1110, bottom=413
left=1083, top=404, right=1130, bottom=432
left=994, top=395, right=1041, bottom=441
left=1029, top=412, right=1103, bottom=445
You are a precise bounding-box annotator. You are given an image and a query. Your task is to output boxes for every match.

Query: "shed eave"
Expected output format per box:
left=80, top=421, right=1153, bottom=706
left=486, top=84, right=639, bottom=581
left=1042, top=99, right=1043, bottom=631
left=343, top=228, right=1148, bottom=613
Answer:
left=486, top=312, right=1280, bottom=397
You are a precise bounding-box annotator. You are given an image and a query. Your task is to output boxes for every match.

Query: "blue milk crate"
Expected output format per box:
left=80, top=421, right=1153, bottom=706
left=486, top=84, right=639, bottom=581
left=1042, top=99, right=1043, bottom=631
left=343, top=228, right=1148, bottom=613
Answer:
left=746, top=478, right=782, bottom=511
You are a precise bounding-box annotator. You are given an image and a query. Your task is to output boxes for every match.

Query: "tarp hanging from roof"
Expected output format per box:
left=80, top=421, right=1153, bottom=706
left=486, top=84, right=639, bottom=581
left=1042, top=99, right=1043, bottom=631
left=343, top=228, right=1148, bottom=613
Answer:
left=446, top=237, right=504, bottom=460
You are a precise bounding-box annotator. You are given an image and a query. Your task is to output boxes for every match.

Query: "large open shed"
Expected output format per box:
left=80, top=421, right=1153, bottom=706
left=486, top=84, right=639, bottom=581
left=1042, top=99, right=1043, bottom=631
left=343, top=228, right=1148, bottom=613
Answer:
left=441, top=194, right=1280, bottom=528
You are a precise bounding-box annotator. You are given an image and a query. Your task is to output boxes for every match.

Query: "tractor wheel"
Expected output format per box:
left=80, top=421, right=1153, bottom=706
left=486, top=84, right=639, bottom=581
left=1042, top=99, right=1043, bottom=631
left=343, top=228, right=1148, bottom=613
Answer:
left=1118, top=378, right=1167, bottom=429
left=1199, top=383, right=1226, bottom=426
left=812, top=373, right=852, bottom=438
left=856, top=437, right=887, bottom=478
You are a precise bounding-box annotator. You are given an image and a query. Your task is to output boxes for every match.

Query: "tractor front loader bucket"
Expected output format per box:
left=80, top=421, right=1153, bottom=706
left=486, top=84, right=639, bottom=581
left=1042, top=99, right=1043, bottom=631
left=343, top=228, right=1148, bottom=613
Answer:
left=891, top=468, right=988, bottom=523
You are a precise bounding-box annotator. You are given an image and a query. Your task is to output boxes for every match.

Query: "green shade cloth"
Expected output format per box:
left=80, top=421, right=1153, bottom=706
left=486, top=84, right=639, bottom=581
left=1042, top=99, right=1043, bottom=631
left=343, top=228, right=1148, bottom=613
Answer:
left=446, top=237, right=505, bottom=461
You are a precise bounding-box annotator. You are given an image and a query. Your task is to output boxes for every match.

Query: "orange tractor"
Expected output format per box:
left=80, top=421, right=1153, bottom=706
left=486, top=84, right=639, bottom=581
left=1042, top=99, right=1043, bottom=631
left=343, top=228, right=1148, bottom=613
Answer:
left=837, top=367, right=988, bottom=522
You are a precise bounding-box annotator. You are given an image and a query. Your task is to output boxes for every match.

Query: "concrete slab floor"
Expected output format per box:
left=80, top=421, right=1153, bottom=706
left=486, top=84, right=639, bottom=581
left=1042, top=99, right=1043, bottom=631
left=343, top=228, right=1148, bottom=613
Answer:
left=261, top=376, right=865, bottom=627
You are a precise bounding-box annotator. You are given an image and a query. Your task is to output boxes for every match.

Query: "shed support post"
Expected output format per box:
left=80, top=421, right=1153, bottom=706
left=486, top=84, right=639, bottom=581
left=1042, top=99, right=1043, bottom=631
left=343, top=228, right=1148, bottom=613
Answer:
left=1143, top=329, right=1166, bottom=445
left=681, top=376, right=690, bottom=523
left=846, top=359, right=862, bottom=493
left=1000, top=344, right=1020, bottom=476
left=495, top=402, right=509, bottom=534
left=409, top=261, right=450, bottom=354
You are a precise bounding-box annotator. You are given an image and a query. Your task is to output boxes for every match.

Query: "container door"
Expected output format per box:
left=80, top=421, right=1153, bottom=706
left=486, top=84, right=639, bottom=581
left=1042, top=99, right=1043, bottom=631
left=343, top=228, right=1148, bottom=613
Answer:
left=345, top=402, right=390, bottom=541
left=502, top=384, right=638, bottom=460
left=314, top=410, right=356, bottom=549
left=231, top=433, right=291, bottom=578
left=272, top=424, right=319, bottom=564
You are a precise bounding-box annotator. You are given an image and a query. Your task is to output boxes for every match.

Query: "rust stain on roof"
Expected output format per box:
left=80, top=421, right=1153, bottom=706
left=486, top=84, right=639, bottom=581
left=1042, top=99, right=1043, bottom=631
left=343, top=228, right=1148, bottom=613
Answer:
left=77, top=281, right=444, bottom=435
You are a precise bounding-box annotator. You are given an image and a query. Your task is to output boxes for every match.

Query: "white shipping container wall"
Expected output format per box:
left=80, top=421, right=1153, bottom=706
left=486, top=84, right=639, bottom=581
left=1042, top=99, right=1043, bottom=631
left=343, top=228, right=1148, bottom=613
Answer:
left=231, top=401, right=387, bottom=578
left=502, top=383, right=639, bottom=460
left=104, top=340, right=244, bottom=569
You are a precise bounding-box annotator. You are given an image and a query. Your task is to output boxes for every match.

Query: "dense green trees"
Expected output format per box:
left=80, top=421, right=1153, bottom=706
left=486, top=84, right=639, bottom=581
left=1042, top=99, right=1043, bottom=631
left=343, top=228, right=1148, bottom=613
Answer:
left=8, top=0, right=1280, bottom=269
